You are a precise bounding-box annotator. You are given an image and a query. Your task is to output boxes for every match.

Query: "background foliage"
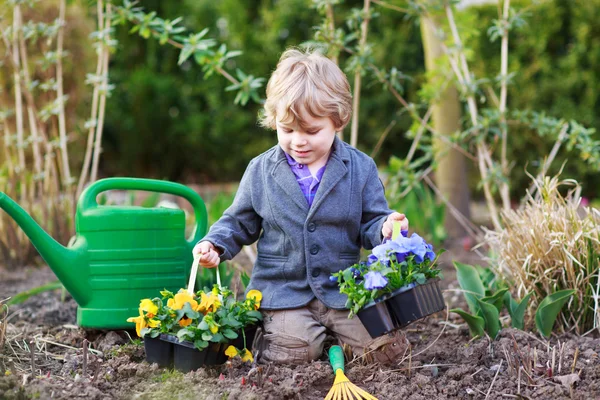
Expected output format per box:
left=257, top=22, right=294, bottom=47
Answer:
left=101, top=0, right=600, bottom=200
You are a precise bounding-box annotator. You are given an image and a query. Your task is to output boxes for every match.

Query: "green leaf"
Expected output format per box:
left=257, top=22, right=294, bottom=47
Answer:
left=453, top=262, right=486, bottom=314
left=178, top=46, right=194, bottom=65
left=481, top=288, right=508, bottom=313
left=201, top=332, right=213, bottom=341
left=177, top=329, right=192, bottom=341
left=223, top=329, right=238, bottom=340
left=476, top=298, right=502, bottom=339
left=535, top=290, right=575, bottom=338
left=7, top=280, right=63, bottom=305
left=240, top=272, right=251, bottom=289
left=504, top=292, right=533, bottom=330
left=210, top=332, right=224, bottom=342
left=193, top=340, right=209, bottom=350
left=182, top=302, right=200, bottom=319
left=414, top=273, right=426, bottom=285
left=198, top=319, right=209, bottom=330
left=450, top=308, right=485, bottom=338
left=140, top=327, right=152, bottom=338
left=246, top=310, right=262, bottom=319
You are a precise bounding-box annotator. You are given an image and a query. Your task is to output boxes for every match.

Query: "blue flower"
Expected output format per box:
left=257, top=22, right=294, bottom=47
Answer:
left=371, top=240, right=401, bottom=264
left=425, top=243, right=436, bottom=261
left=329, top=275, right=338, bottom=283
left=364, top=271, right=388, bottom=290
left=367, top=254, right=378, bottom=266
left=392, top=233, right=434, bottom=263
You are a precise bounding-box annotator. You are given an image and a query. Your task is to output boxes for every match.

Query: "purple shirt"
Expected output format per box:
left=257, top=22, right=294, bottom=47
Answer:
left=284, top=152, right=327, bottom=207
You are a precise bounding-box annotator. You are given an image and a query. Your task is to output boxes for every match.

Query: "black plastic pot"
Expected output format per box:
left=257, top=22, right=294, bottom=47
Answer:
left=357, top=299, right=397, bottom=338
left=161, top=334, right=228, bottom=373
left=144, top=335, right=173, bottom=368
left=386, top=278, right=445, bottom=328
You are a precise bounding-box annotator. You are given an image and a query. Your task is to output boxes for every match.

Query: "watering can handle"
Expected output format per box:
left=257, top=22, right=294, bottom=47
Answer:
left=78, top=178, right=208, bottom=246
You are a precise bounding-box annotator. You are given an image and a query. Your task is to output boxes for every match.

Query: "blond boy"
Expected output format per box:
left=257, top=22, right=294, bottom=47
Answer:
left=194, top=48, right=408, bottom=364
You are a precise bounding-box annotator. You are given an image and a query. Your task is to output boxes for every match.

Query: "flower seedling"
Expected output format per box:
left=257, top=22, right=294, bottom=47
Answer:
left=331, top=232, right=441, bottom=317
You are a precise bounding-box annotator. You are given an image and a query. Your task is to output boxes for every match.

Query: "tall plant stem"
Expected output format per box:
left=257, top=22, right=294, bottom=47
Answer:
left=326, top=3, right=338, bottom=65
left=77, top=0, right=105, bottom=196
left=56, top=0, right=73, bottom=190
left=12, top=6, right=26, bottom=202
left=90, top=3, right=111, bottom=183
left=498, top=0, right=511, bottom=210
left=350, top=0, right=371, bottom=148
left=442, top=3, right=502, bottom=230
left=16, top=11, right=44, bottom=188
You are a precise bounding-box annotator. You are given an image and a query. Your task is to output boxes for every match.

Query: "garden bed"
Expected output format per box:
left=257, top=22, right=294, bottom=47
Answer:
left=1, top=246, right=598, bottom=400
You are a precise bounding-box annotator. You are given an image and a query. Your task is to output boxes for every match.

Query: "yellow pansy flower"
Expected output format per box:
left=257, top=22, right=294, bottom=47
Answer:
left=127, top=309, right=160, bottom=337
left=246, top=290, right=262, bottom=302
left=148, top=319, right=160, bottom=328
left=209, top=322, right=220, bottom=334
left=198, top=292, right=221, bottom=313
left=225, top=345, right=238, bottom=358
left=246, top=290, right=262, bottom=309
left=139, top=299, right=158, bottom=317
left=241, top=349, right=254, bottom=363
left=127, top=311, right=146, bottom=337
left=167, top=292, right=198, bottom=310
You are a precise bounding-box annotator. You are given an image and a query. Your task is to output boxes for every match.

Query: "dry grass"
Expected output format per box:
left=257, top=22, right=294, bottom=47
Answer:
left=484, top=175, right=600, bottom=335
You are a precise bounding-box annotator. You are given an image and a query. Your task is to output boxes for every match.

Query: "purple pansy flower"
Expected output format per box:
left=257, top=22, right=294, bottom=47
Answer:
left=364, top=271, right=388, bottom=290
left=371, top=240, right=401, bottom=264
left=367, top=232, right=436, bottom=266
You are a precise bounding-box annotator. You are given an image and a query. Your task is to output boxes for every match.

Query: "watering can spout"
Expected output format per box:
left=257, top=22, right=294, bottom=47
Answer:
left=0, top=192, right=89, bottom=304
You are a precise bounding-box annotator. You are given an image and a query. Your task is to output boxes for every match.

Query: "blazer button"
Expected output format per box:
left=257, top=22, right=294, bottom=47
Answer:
left=310, top=244, right=320, bottom=255
left=307, top=222, right=316, bottom=232
left=311, top=268, right=321, bottom=277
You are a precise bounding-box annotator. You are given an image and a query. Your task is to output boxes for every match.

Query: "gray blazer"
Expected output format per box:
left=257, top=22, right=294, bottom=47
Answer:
left=202, top=137, right=392, bottom=310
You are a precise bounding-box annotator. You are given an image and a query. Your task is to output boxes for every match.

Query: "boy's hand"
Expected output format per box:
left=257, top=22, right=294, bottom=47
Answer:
left=193, top=241, right=220, bottom=268
left=382, top=212, right=409, bottom=239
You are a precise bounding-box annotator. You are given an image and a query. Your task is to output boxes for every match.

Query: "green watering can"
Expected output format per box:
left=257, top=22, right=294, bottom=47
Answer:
left=0, top=178, right=207, bottom=329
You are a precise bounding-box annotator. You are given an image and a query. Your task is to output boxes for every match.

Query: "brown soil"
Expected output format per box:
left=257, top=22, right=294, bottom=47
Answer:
left=1, top=246, right=599, bottom=400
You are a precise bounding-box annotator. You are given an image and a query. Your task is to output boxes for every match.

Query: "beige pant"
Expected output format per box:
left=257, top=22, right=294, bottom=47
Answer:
left=258, top=298, right=408, bottom=365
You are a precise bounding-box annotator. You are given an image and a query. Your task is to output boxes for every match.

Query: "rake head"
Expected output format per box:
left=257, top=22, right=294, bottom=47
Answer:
left=324, top=369, right=378, bottom=400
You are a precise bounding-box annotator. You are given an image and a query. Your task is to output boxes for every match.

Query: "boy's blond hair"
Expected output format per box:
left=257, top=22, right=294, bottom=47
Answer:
left=260, top=48, right=352, bottom=132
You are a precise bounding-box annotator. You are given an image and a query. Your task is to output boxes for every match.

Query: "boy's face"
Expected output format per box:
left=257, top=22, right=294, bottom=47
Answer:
left=276, top=110, right=337, bottom=171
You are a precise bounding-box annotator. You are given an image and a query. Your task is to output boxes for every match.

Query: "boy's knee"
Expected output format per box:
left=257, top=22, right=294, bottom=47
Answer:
left=261, top=332, right=323, bottom=365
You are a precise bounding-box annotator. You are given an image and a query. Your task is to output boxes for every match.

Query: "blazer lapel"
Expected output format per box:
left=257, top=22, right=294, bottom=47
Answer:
left=271, top=148, right=310, bottom=213
left=308, top=138, right=349, bottom=218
